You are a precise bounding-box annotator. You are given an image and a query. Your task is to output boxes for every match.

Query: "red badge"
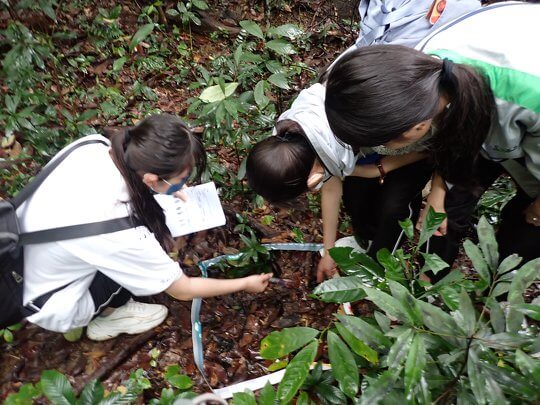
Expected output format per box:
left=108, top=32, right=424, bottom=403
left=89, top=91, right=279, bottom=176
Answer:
left=427, top=0, right=447, bottom=25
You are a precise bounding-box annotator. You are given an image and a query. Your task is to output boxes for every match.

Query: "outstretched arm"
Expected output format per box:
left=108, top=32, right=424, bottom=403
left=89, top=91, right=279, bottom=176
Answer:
left=416, top=172, right=448, bottom=235
left=351, top=152, right=427, bottom=178
left=317, top=176, right=343, bottom=282
left=166, top=273, right=272, bottom=301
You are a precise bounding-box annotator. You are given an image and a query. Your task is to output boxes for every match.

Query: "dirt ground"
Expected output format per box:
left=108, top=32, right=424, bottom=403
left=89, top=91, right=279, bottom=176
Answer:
left=0, top=3, right=361, bottom=396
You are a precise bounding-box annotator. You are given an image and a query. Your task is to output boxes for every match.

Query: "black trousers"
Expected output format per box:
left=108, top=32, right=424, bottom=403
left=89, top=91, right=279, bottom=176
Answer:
left=342, top=160, right=433, bottom=256
left=89, top=272, right=132, bottom=317
left=344, top=157, right=539, bottom=271
left=430, top=158, right=540, bottom=266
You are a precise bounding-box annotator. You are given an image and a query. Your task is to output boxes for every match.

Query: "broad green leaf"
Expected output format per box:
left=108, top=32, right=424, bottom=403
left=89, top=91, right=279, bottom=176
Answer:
left=453, top=289, right=476, bottom=336
left=254, top=80, right=269, bottom=108
left=376, top=248, right=406, bottom=282
left=192, top=0, right=209, bottom=10
left=79, top=379, right=104, bottom=404
left=486, top=297, right=505, bottom=333
left=467, top=349, right=487, bottom=405
left=265, top=59, right=284, bottom=74
left=330, top=247, right=384, bottom=278
left=260, top=327, right=319, bottom=359
left=337, top=314, right=392, bottom=351
left=515, top=350, right=540, bottom=386
left=439, top=285, right=460, bottom=311
left=167, top=374, right=193, bottom=390
left=418, top=206, right=447, bottom=248
left=296, top=391, right=310, bottom=405
left=463, top=239, right=491, bottom=284
left=483, top=374, right=507, bottom=405
left=231, top=391, right=256, bottom=405
left=507, top=258, right=540, bottom=332
left=266, top=39, right=296, bottom=55
left=5, top=383, right=42, bottom=404
left=481, top=361, right=537, bottom=399
left=363, top=286, right=408, bottom=323
left=388, top=280, right=423, bottom=326
left=259, top=382, right=276, bottom=404
left=129, top=23, right=155, bottom=52
left=313, top=383, right=347, bottom=404
left=420, top=252, right=449, bottom=275
left=335, top=322, right=378, bottom=364
left=477, top=216, right=499, bottom=270
left=268, top=24, right=304, bottom=39
left=374, top=311, right=391, bottom=333
left=112, top=56, right=127, bottom=72
left=39, top=0, right=56, bottom=21
left=398, top=218, right=414, bottom=240
left=268, top=359, right=288, bottom=372
left=311, top=276, right=367, bottom=303
left=418, top=301, right=462, bottom=346
left=481, top=332, right=534, bottom=350
left=40, top=370, right=76, bottom=405
left=357, top=370, right=397, bottom=405
left=327, top=331, right=358, bottom=398
left=237, top=157, right=247, bottom=180
left=267, top=72, right=290, bottom=90
left=513, top=303, right=540, bottom=321
left=277, top=340, right=318, bottom=403
left=496, top=254, right=522, bottom=275
left=386, top=328, right=413, bottom=369
left=199, top=82, right=239, bottom=103
left=239, top=20, right=264, bottom=40
left=405, top=334, right=426, bottom=394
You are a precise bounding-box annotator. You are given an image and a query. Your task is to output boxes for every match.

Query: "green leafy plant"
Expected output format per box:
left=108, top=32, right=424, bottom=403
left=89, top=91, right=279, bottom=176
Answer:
left=252, top=210, right=540, bottom=403
left=166, top=0, right=209, bottom=28
left=0, top=323, right=22, bottom=343
left=211, top=231, right=272, bottom=278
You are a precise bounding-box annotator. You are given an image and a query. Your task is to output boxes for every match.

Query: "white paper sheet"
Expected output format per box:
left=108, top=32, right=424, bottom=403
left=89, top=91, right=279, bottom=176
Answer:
left=154, top=182, right=226, bottom=237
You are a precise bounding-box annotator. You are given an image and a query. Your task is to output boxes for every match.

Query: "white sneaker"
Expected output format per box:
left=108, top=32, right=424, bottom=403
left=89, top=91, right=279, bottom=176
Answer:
left=86, top=300, right=168, bottom=341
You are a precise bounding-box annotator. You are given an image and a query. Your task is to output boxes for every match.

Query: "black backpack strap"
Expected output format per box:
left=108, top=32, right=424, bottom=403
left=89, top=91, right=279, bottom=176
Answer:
left=10, top=138, right=109, bottom=209
left=18, top=215, right=144, bottom=246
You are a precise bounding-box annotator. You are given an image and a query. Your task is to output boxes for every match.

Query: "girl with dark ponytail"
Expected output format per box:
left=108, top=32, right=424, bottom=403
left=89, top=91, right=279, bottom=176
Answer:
left=325, top=3, right=540, bottom=271
left=18, top=113, right=272, bottom=338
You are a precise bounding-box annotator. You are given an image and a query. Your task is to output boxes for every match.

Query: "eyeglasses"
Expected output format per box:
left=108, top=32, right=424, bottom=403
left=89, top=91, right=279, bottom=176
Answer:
left=162, top=173, right=190, bottom=195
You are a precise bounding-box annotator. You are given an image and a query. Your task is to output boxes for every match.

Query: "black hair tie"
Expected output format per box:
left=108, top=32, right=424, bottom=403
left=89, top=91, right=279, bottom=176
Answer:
left=276, top=131, right=296, bottom=142
left=440, top=58, right=456, bottom=88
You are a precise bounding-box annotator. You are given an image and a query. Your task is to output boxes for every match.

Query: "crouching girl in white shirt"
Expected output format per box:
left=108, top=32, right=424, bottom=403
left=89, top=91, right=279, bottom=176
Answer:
left=18, top=113, right=271, bottom=340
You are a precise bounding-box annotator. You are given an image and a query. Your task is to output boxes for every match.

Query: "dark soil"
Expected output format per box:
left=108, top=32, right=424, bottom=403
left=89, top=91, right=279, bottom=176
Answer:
left=0, top=207, right=344, bottom=400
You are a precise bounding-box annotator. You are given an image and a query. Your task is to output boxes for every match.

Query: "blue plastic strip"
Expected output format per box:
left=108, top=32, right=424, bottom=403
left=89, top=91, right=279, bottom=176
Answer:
left=190, top=243, right=323, bottom=380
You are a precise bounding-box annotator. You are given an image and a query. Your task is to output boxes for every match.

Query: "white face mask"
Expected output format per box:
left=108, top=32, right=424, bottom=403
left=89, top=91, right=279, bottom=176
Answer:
left=372, top=125, right=436, bottom=156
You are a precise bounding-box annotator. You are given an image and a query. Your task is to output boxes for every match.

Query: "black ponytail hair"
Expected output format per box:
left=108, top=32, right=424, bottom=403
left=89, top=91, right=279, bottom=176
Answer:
left=110, top=113, right=207, bottom=251
left=325, top=45, right=495, bottom=185
left=246, top=119, right=316, bottom=204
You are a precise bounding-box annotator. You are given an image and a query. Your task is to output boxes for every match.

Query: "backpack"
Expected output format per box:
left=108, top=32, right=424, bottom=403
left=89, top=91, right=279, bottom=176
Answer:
left=0, top=139, right=141, bottom=329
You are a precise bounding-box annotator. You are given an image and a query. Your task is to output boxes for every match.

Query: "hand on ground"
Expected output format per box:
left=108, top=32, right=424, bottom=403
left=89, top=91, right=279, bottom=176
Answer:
left=524, top=199, right=540, bottom=226
left=245, top=273, right=273, bottom=293
left=317, top=254, right=337, bottom=283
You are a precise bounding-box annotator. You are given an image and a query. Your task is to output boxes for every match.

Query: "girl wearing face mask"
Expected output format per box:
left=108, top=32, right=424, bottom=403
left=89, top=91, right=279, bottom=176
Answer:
left=325, top=3, right=540, bottom=276
left=246, top=83, right=428, bottom=282
left=17, top=113, right=271, bottom=339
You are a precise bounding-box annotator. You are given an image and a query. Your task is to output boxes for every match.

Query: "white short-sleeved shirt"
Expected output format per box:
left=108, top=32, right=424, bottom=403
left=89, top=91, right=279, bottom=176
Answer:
left=16, top=135, right=182, bottom=332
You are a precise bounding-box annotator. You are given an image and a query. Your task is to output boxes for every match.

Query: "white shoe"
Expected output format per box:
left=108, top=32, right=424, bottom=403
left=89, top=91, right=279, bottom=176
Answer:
left=319, top=236, right=368, bottom=257
left=86, top=300, right=168, bottom=341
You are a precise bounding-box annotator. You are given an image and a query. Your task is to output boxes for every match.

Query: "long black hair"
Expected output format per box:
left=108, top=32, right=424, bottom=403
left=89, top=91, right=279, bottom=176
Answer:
left=246, top=120, right=316, bottom=204
left=325, top=45, right=495, bottom=185
left=110, top=113, right=206, bottom=252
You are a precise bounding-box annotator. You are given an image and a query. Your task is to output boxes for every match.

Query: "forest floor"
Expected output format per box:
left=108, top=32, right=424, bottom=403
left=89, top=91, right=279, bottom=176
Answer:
left=0, top=0, right=362, bottom=400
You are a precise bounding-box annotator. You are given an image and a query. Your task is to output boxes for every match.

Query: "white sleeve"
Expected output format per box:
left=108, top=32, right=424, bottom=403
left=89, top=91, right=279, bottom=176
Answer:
left=59, top=226, right=183, bottom=296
